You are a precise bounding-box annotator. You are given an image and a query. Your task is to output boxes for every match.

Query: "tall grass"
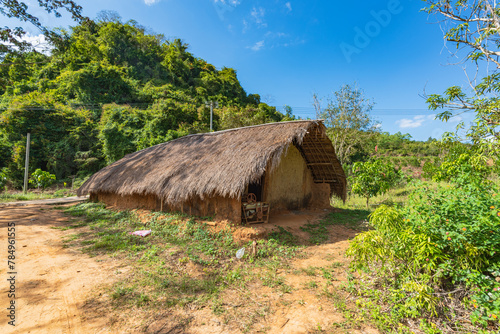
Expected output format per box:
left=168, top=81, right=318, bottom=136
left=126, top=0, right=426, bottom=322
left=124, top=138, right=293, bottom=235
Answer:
left=330, top=180, right=444, bottom=211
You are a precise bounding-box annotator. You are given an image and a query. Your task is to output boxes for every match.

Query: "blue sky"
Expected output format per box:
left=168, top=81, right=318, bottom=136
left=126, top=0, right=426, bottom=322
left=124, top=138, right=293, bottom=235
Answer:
left=5, top=0, right=480, bottom=141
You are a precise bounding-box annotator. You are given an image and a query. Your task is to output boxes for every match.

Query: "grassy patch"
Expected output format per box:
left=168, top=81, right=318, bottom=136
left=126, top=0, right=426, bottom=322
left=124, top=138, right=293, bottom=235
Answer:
left=324, top=209, right=370, bottom=230
left=301, top=266, right=317, bottom=276
left=0, top=189, right=76, bottom=203
left=62, top=202, right=302, bottom=332
left=330, top=181, right=445, bottom=210
left=268, top=226, right=299, bottom=246
left=50, top=218, right=86, bottom=230
left=300, top=209, right=370, bottom=244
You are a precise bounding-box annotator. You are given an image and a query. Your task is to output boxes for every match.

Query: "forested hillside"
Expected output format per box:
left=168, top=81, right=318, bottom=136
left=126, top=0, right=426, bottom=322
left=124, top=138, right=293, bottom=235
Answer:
left=0, top=17, right=290, bottom=187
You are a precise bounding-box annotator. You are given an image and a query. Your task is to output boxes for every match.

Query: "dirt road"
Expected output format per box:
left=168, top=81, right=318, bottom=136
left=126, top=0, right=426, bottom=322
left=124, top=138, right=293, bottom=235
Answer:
left=0, top=204, right=116, bottom=334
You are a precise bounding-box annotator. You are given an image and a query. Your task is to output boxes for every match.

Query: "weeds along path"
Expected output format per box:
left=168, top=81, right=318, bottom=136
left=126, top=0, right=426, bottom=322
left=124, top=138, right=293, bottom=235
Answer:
left=266, top=241, right=353, bottom=333
left=0, top=204, right=119, bottom=334
left=259, top=225, right=379, bottom=334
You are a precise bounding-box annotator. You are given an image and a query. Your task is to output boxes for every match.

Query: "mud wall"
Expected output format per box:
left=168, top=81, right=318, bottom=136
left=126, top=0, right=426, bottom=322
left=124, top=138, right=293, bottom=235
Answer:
left=309, top=183, right=331, bottom=209
left=90, top=192, right=241, bottom=224
left=90, top=192, right=158, bottom=210
left=264, top=145, right=315, bottom=211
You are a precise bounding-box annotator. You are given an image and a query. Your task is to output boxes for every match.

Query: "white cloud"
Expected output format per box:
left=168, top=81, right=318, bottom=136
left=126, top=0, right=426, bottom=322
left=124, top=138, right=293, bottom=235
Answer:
left=258, top=33, right=304, bottom=49
left=265, top=31, right=287, bottom=38
left=285, top=2, right=292, bottom=12
left=251, top=6, right=267, bottom=27
left=213, top=0, right=241, bottom=5
left=4, top=33, right=52, bottom=55
left=396, top=114, right=439, bottom=129
left=396, top=115, right=426, bottom=129
left=144, top=0, right=161, bottom=5
left=449, top=115, right=463, bottom=123
left=213, top=0, right=241, bottom=20
left=249, top=40, right=264, bottom=51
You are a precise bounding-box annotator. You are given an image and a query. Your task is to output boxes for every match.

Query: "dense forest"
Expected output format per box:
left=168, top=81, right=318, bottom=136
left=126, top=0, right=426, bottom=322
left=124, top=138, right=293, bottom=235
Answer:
left=0, top=16, right=294, bottom=187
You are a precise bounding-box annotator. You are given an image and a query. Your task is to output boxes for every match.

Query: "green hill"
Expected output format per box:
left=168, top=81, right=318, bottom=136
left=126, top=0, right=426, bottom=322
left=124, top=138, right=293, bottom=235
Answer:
left=0, top=18, right=291, bottom=187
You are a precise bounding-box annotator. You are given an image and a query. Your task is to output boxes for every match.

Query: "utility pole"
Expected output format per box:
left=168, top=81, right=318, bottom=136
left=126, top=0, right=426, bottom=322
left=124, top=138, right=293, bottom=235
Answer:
left=23, top=133, right=30, bottom=194
left=210, top=101, right=213, bottom=132
left=205, top=100, right=218, bottom=132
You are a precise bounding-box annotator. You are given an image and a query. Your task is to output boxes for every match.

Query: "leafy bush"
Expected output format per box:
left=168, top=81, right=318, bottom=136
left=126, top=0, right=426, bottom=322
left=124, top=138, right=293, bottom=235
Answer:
left=422, top=160, right=439, bottom=180
left=422, top=139, right=495, bottom=185
left=347, top=155, right=500, bottom=331
left=349, top=159, right=403, bottom=207
left=29, top=169, right=56, bottom=191
left=409, top=156, right=421, bottom=168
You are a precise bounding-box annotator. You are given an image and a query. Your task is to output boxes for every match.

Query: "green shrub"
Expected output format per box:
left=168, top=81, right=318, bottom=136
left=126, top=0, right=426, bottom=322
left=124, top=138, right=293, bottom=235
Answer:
left=349, top=159, right=403, bottom=207
left=29, top=169, right=56, bottom=191
left=347, top=159, right=500, bottom=330
left=422, top=160, right=439, bottom=180
left=409, top=156, right=421, bottom=167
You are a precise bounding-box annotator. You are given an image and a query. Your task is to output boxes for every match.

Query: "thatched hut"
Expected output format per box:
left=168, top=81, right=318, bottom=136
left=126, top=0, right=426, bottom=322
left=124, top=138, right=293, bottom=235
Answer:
left=77, top=120, right=346, bottom=224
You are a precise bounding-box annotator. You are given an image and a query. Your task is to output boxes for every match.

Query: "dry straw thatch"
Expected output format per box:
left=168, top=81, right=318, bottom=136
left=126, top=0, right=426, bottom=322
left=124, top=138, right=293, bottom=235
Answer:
left=78, top=120, right=346, bottom=203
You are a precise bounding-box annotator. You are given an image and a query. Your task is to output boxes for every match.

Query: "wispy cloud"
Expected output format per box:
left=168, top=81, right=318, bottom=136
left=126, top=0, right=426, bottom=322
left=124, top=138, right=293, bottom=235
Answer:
left=213, top=0, right=241, bottom=20
left=251, top=6, right=267, bottom=27
left=259, top=31, right=304, bottom=49
left=395, top=114, right=437, bottom=129
left=285, top=2, right=292, bottom=12
left=265, top=31, right=287, bottom=38
left=10, top=33, right=52, bottom=55
left=144, top=0, right=161, bottom=5
left=449, top=115, right=463, bottom=123
left=213, top=0, right=241, bottom=5
left=249, top=40, right=265, bottom=51
left=396, top=115, right=427, bottom=129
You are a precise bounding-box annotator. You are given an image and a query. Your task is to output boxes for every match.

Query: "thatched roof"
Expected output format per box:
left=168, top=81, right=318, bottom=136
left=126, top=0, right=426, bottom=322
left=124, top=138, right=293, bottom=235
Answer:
left=78, top=120, right=346, bottom=203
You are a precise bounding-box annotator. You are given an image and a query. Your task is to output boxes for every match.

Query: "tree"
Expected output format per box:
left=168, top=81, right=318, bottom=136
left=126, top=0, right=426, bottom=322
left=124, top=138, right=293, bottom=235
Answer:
left=349, top=159, right=402, bottom=207
left=424, top=1, right=500, bottom=144
left=313, top=84, right=378, bottom=165
left=0, top=92, right=88, bottom=183
left=283, top=105, right=296, bottom=120
left=1, top=0, right=86, bottom=57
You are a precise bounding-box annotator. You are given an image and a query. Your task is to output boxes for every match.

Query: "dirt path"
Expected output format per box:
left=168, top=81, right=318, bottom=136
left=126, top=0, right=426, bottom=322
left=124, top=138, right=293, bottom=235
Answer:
left=0, top=204, right=118, bottom=334
left=268, top=238, right=354, bottom=333
left=252, top=224, right=377, bottom=334
left=0, top=196, right=88, bottom=207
